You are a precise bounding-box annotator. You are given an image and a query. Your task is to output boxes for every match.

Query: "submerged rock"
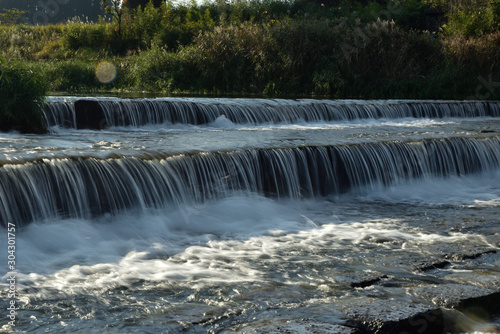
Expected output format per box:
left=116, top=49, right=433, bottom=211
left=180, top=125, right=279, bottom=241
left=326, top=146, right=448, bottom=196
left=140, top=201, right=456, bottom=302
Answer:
left=349, top=276, right=387, bottom=289
left=416, top=260, right=451, bottom=272
left=446, top=249, right=497, bottom=261
left=247, top=321, right=356, bottom=334
left=415, top=284, right=500, bottom=317
left=343, top=300, right=444, bottom=334
left=336, top=271, right=389, bottom=289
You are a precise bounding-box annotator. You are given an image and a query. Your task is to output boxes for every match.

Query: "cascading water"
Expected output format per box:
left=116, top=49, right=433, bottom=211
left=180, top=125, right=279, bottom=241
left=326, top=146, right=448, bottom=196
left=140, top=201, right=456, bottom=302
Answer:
left=42, top=99, right=77, bottom=129
left=2, top=98, right=500, bottom=333
left=2, top=137, right=500, bottom=226
left=42, top=97, right=500, bottom=128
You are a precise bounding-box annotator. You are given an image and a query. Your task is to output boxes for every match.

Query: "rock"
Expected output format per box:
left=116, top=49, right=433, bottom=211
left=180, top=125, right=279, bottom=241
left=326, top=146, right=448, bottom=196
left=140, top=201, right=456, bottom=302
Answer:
left=414, top=249, right=497, bottom=271
left=416, top=261, right=451, bottom=272
left=415, top=284, right=500, bottom=317
left=74, top=99, right=107, bottom=129
left=446, top=249, right=497, bottom=261
left=251, top=321, right=356, bottom=334
left=335, top=271, right=388, bottom=289
left=226, top=319, right=356, bottom=334
left=343, top=300, right=443, bottom=334
left=350, top=275, right=389, bottom=289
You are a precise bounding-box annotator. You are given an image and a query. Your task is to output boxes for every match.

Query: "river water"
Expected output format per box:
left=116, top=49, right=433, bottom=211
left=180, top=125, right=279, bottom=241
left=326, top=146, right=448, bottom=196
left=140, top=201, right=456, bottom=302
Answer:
left=1, top=98, right=499, bottom=333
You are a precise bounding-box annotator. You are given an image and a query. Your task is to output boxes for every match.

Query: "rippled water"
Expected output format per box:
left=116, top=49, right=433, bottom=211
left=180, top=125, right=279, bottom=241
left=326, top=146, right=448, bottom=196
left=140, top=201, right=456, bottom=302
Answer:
left=1, top=99, right=499, bottom=333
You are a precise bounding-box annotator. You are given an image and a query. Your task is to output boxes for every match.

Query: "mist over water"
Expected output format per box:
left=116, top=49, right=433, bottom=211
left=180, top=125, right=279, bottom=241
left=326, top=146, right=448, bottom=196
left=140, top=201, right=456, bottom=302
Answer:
left=1, top=98, right=500, bottom=333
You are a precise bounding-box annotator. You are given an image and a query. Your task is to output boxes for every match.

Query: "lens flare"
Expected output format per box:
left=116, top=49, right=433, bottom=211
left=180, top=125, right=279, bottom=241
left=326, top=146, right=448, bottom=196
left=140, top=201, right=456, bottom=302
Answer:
left=95, top=61, right=117, bottom=84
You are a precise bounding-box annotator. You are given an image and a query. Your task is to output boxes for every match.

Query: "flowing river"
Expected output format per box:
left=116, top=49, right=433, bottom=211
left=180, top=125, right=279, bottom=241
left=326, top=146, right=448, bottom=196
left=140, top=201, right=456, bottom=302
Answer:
left=1, top=98, right=499, bottom=333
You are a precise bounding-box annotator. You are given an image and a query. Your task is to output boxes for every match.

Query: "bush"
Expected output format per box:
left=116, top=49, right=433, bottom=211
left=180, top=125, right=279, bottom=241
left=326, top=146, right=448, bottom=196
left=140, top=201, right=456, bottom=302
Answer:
left=268, top=19, right=346, bottom=96
left=440, top=30, right=500, bottom=99
left=334, top=19, right=443, bottom=98
left=187, top=23, right=270, bottom=94
left=62, top=19, right=114, bottom=50
left=125, top=47, right=189, bottom=92
left=0, top=57, right=47, bottom=133
left=35, top=60, right=100, bottom=92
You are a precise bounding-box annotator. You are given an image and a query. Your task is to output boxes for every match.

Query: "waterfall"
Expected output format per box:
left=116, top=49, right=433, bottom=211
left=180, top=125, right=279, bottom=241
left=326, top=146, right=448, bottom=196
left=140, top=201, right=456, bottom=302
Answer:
left=42, top=98, right=500, bottom=129
left=2, top=136, right=499, bottom=226
left=42, top=100, right=77, bottom=128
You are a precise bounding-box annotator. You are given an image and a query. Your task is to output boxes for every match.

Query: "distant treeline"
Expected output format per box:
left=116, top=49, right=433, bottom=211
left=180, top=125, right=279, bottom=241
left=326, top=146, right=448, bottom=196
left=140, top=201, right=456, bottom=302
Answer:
left=0, top=0, right=103, bottom=24
left=1, top=0, right=177, bottom=24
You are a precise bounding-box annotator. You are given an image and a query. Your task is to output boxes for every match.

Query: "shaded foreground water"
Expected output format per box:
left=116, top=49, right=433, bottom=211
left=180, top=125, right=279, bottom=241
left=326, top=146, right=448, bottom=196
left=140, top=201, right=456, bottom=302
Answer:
left=1, top=98, right=499, bottom=333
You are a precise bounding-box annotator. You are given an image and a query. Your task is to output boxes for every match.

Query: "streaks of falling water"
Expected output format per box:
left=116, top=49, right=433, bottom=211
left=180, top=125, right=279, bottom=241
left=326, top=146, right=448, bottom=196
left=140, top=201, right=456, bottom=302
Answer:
left=42, top=98, right=500, bottom=128
left=1, top=137, right=500, bottom=226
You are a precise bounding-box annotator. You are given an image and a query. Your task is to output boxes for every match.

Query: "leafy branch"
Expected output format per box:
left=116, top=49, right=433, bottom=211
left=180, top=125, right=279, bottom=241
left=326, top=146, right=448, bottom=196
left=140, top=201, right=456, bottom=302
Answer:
left=0, top=8, right=26, bottom=26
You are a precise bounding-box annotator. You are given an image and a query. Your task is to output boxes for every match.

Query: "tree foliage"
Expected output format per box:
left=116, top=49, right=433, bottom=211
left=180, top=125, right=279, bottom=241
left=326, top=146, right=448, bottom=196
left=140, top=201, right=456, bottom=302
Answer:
left=0, top=9, right=26, bottom=25
left=126, top=0, right=164, bottom=9
left=425, top=0, right=499, bottom=36
left=101, top=0, right=126, bottom=38
left=1, top=0, right=104, bottom=24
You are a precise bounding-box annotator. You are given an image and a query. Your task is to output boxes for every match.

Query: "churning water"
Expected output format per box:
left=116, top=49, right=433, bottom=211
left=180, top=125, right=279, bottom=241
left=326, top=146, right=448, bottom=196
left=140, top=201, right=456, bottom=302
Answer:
left=1, top=98, right=500, bottom=333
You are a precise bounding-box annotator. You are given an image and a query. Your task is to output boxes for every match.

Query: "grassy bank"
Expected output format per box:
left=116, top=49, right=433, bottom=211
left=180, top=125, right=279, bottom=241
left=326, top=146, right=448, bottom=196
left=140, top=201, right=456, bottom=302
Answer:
left=1, top=0, right=499, bottom=99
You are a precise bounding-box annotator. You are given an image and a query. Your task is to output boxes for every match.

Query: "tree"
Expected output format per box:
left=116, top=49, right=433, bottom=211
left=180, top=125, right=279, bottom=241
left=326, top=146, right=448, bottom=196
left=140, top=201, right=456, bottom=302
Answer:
left=426, top=0, right=499, bottom=36
left=0, top=0, right=104, bottom=24
left=101, top=0, right=126, bottom=38
left=0, top=8, right=26, bottom=25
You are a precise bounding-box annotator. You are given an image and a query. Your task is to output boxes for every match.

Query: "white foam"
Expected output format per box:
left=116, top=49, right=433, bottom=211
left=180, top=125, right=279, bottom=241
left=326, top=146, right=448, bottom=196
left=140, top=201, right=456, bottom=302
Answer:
left=356, top=170, right=500, bottom=206
left=1, top=196, right=306, bottom=289
left=3, top=188, right=494, bottom=297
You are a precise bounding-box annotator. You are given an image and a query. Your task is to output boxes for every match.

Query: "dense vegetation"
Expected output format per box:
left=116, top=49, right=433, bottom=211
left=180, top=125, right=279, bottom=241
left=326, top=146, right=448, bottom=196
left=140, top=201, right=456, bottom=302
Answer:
left=0, top=0, right=499, bottom=100
left=0, top=56, right=47, bottom=133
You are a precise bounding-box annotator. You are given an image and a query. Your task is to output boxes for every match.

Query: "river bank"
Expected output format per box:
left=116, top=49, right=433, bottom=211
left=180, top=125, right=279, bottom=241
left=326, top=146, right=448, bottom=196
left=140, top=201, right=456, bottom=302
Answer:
left=1, top=0, right=499, bottom=103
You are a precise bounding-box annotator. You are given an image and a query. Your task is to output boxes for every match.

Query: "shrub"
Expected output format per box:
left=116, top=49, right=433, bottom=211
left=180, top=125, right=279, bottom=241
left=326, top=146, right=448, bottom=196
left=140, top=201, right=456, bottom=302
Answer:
left=334, top=19, right=443, bottom=98
left=267, top=19, right=346, bottom=96
left=0, top=57, right=47, bottom=133
left=125, top=47, right=188, bottom=92
left=188, top=23, right=270, bottom=94
left=440, top=30, right=500, bottom=99
left=62, top=20, right=112, bottom=50
left=35, top=60, right=100, bottom=92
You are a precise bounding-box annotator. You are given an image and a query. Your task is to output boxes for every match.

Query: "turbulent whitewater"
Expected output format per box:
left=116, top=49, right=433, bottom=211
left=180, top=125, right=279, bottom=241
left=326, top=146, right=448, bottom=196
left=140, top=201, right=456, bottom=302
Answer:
left=1, top=98, right=500, bottom=333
